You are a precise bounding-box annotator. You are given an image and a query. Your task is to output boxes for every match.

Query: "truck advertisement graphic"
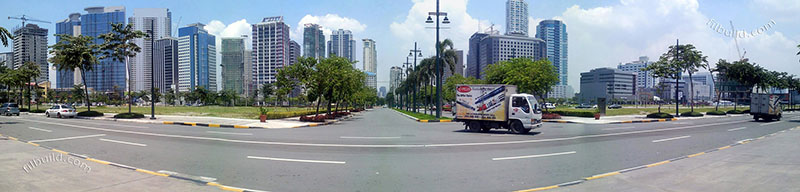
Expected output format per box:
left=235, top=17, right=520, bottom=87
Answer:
left=455, top=84, right=517, bottom=121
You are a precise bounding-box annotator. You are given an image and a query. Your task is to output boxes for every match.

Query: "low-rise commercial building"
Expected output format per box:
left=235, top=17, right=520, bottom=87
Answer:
left=579, top=68, right=636, bottom=103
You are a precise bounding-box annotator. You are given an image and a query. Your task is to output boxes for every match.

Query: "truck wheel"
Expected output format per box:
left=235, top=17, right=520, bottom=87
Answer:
left=467, top=121, right=481, bottom=132
left=510, top=121, right=530, bottom=134
left=480, top=127, right=491, bottom=133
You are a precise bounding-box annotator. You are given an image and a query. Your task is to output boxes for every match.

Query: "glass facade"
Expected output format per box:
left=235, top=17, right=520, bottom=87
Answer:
left=536, top=20, right=569, bottom=86
left=81, top=7, right=127, bottom=92
left=178, top=23, right=217, bottom=92
left=221, top=38, right=245, bottom=94
left=55, top=13, right=81, bottom=89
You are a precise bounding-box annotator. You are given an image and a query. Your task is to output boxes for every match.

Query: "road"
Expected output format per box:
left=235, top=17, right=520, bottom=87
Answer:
left=0, top=108, right=796, bottom=192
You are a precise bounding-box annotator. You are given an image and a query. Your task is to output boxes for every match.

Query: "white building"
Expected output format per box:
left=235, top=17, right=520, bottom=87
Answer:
left=129, top=8, right=171, bottom=91
left=389, top=66, right=403, bottom=92
left=365, top=72, right=377, bottom=90
left=362, top=39, right=377, bottom=73
left=251, top=16, right=290, bottom=85
left=547, top=85, right=575, bottom=99
left=505, top=0, right=528, bottom=36
left=617, top=56, right=658, bottom=89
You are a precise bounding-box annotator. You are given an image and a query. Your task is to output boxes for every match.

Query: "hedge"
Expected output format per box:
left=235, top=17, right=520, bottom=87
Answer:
left=78, top=111, right=104, bottom=117
left=29, top=109, right=46, bottom=113
left=681, top=111, right=704, bottom=117
left=727, top=110, right=744, bottom=114
left=550, top=110, right=595, bottom=118
left=114, top=112, right=145, bottom=119
left=266, top=110, right=321, bottom=120
left=706, top=111, right=727, bottom=116
left=646, top=112, right=674, bottom=119
left=19, top=108, right=29, bottom=112
left=542, top=113, right=562, bottom=119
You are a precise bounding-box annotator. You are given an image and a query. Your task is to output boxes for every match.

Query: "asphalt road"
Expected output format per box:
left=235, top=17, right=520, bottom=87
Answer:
left=0, top=108, right=797, bottom=192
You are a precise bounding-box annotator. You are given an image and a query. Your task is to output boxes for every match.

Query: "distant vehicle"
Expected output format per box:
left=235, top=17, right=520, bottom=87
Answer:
left=750, top=93, right=781, bottom=121
left=592, top=105, right=598, bottom=109
left=1, top=103, right=20, bottom=116
left=46, top=105, right=77, bottom=118
left=575, top=104, right=592, bottom=109
left=544, top=103, right=556, bottom=109
left=454, top=84, right=543, bottom=134
left=608, top=104, right=622, bottom=109
left=713, top=100, right=735, bottom=106
left=443, top=104, right=453, bottom=111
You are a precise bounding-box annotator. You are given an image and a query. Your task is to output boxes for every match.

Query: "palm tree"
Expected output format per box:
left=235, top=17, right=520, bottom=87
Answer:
left=98, top=23, right=148, bottom=114
left=20, top=61, right=40, bottom=111
left=0, top=26, right=12, bottom=47
left=437, top=39, right=458, bottom=79
left=49, top=34, right=99, bottom=111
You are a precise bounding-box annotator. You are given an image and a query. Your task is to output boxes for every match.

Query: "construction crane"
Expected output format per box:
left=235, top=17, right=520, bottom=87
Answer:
left=8, top=15, right=51, bottom=27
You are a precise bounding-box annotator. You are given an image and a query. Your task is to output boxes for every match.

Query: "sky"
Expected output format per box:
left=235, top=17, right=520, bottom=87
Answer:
left=1, top=0, right=799, bottom=92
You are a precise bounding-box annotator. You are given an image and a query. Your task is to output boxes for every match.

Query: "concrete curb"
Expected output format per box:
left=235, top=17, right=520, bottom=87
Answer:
left=0, top=133, right=265, bottom=192
left=73, top=113, right=354, bottom=129
left=512, top=126, right=800, bottom=192
left=542, top=118, right=678, bottom=124
left=390, top=108, right=453, bottom=123
left=291, top=113, right=358, bottom=128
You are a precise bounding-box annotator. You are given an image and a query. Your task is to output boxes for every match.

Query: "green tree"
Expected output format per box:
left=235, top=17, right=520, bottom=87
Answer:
left=645, top=44, right=685, bottom=114
left=164, top=89, right=176, bottom=106
left=98, top=23, right=148, bottom=113
left=0, top=26, right=11, bottom=47
left=20, top=61, right=41, bottom=111
left=260, top=83, right=274, bottom=105
left=49, top=34, right=99, bottom=111
left=71, top=84, right=85, bottom=105
left=674, top=44, right=708, bottom=112
left=443, top=74, right=482, bottom=102
left=483, top=58, right=559, bottom=100
left=275, top=68, right=296, bottom=108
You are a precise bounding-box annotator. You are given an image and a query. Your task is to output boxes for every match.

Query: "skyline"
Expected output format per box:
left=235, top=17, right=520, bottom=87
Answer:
left=1, top=0, right=798, bottom=91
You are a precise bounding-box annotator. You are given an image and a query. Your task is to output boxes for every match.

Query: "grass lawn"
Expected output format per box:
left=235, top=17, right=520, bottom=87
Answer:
left=392, top=108, right=452, bottom=120
left=75, top=105, right=319, bottom=119
left=549, top=106, right=750, bottom=116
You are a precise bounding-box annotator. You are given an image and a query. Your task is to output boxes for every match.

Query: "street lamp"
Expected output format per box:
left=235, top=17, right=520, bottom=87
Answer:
left=425, top=0, right=450, bottom=119
left=148, top=20, right=156, bottom=120
left=409, top=42, right=422, bottom=113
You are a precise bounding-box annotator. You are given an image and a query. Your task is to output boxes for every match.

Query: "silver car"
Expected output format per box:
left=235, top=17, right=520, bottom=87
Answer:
left=1, top=103, right=20, bottom=116
left=46, top=105, right=78, bottom=118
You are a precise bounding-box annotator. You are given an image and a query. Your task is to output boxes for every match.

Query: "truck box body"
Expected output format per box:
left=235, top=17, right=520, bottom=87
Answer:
left=751, top=93, right=782, bottom=116
left=455, top=84, right=517, bottom=122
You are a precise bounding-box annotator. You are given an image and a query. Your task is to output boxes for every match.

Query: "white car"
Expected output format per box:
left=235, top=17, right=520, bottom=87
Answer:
left=46, top=105, right=77, bottom=118
left=544, top=103, right=556, bottom=109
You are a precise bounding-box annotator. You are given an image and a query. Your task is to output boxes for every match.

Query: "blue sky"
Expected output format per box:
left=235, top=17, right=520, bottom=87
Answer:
left=2, top=0, right=798, bottom=90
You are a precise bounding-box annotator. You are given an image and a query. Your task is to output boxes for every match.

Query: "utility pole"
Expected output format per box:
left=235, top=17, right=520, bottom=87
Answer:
left=675, top=39, right=680, bottom=117
left=150, top=20, right=156, bottom=119
left=409, top=42, right=422, bottom=113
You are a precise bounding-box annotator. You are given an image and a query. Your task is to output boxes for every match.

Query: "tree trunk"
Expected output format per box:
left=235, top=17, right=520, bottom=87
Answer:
left=81, top=69, right=91, bottom=112
left=127, top=57, right=132, bottom=114
left=688, top=73, right=694, bottom=112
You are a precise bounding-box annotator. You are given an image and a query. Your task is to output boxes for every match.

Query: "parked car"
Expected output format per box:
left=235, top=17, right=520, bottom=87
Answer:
left=544, top=103, right=556, bottom=109
left=1, top=103, right=20, bottom=116
left=575, top=104, right=593, bottom=109
left=608, top=104, right=622, bottom=109
left=46, top=105, right=77, bottom=118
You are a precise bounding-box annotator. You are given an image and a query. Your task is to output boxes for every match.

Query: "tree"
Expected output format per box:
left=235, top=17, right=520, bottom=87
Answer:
left=164, top=89, right=176, bottom=106
left=71, top=84, right=85, bottom=105
left=675, top=44, right=708, bottom=112
left=49, top=34, right=99, bottom=111
left=260, top=83, right=274, bottom=106
left=20, top=61, right=41, bottom=111
left=483, top=58, right=559, bottom=101
left=98, top=23, right=148, bottom=114
left=645, top=44, right=688, bottom=115
left=444, top=74, right=482, bottom=102
left=0, top=26, right=11, bottom=47
left=438, top=39, right=458, bottom=80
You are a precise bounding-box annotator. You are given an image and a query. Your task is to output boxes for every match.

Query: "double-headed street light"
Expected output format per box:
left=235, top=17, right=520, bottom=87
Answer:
left=425, top=0, right=450, bottom=119
left=409, top=42, right=422, bottom=113
left=148, top=19, right=156, bottom=120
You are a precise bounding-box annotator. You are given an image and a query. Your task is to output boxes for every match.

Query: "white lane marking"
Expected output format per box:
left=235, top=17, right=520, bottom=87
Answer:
left=760, top=121, right=781, bottom=126
left=727, top=127, right=747, bottom=131
left=247, top=156, right=345, bottom=164
left=12, top=118, right=751, bottom=148
left=27, top=127, right=53, bottom=132
left=339, top=136, right=401, bottom=139
left=99, top=138, right=147, bottom=147
left=492, top=151, right=576, bottom=161
left=206, top=131, right=253, bottom=136
left=75, top=121, right=148, bottom=128
left=602, top=126, right=636, bottom=131
left=652, top=135, right=691, bottom=143
left=27, top=134, right=106, bottom=143
left=672, top=122, right=690, bottom=125
left=490, top=134, right=519, bottom=137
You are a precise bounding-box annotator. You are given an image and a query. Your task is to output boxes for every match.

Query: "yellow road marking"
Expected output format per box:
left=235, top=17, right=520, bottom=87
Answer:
left=27, top=142, right=40, bottom=146
left=209, top=124, right=221, bottom=127
left=217, top=185, right=244, bottom=192
left=86, top=158, right=111, bottom=165
left=718, top=146, right=731, bottom=150
left=162, top=121, right=173, bottom=124
left=51, top=149, right=69, bottom=155
left=8, top=136, right=18, bottom=141
left=187, top=123, right=197, bottom=126
left=646, top=160, right=670, bottom=167
left=687, top=152, right=705, bottom=158
left=307, top=124, right=318, bottom=127
left=585, top=171, right=620, bottom=180
left=440, top=119, right=452, bottom=122
left=658, top=119, right=666, bottom=122
left=207, top=182, right=221, bottom=186
left=420, top=120, right=429, bottom=122
left=135, top=169, right=169, bottom=177
left=233, top=125, right=249, bottom=128
left=515, top=185, right=559, bottom=192
left=622, top=121, right=632, bottom=123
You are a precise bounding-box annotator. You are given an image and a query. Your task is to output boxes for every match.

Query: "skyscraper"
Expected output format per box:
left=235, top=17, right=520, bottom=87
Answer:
left=12, top=24, right=48, bottom=83
left=0, top=52, right=12, bottom=68
left=536, top=20, right=568, bottom=86
left=128, top=8, right=171, bottom=92
left=154, top=38, right=177, bottom=93
left=79, top=6, right=127, bottom=92
left=466, top=31, right=546, bottom=80
left=362, top=39, right=376, bottom=73
left=390, top=66, right=403, bottom=92
left=328, top=29, right=355, bottom=62
left=243, top=50, right=253, bottom=96
left=221, top=37, right=245, bottom=94
left=251, top=16, right=290, bottom=86
left=303, top=23, right=325, bottom=59
left=55, top=13, right=82, bottom=89
left=365, top=72, right=377, bottom=90
left=288, top=40, right=301, bottom=66
left=177, top=23, right=217, bottom=92
left=506, top=0, right=528, bottom=36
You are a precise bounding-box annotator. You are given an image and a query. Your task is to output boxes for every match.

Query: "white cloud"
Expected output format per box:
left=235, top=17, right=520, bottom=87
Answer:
left=204, top=19, right=253, bottom=91
left=290, top=14, right=367, bottom=41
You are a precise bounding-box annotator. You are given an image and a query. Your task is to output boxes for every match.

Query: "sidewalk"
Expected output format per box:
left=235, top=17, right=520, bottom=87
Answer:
left=0, top=136, right=221, bottom=191
left=544, top=114, right=745, bottom=124
left=550, top=126, right=800, bottom=192
left=58, top=111, right=362, bottom=129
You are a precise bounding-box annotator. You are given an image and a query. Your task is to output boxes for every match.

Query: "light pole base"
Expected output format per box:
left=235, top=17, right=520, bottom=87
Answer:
left=149, top=117, right=156, bottom=120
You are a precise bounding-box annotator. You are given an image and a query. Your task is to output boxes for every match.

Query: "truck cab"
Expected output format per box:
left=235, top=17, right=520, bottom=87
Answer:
left=509, top=94, right=543, bottom=130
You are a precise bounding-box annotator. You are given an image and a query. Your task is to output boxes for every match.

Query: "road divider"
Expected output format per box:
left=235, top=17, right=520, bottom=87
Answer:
left=247, top=155, right=346, bottom=164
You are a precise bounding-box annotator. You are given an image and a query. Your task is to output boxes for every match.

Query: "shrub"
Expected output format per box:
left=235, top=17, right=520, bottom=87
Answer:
left=19, top=108, right=29, bottom=112
left=78, top=111, right=104, bottom=117
left=114, top=112, right=145, bottom=119
left=550, top=110, right=595, bottom=117
left=681, top=111, right=704, bottom=117
left=743, top=109, right=750, bottom=114
left=300, top=115, right=326, bottom=122
left=727, top=110, right=744, bottom=114
left=266, top=110, right=320, bottom=119
left=29, top=109, right=46, bottom=113
left=542, top=113, right=562, bottom=119
left=646, top=112, right=674, bottom=119
left=706, top=110, right=727, bottom=116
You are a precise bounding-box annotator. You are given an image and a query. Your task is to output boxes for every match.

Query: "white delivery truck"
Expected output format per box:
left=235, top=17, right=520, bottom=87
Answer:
left=454, top=84, right=543, bottom=134
left=750, top=93, right=782, bottom=121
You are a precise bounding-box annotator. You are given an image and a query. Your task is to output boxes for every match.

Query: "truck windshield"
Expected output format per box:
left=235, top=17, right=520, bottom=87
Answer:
left=526, top=96, right=538, bottom=112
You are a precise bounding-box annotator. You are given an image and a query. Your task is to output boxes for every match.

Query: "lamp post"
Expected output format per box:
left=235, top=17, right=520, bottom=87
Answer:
left=425, top=0, right=450, bottom=119
left=149, top=20, right=156, bottom=120
left=408, top=42, right=422, bottom=113
left=403, top=58, right=412, bottom=111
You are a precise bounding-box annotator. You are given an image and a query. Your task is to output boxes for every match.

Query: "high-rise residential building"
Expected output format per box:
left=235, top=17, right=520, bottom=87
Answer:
left=362, top=39, right=377, bottom=73
left=536, top=20, right=568, bottom=86
left=154, top=38, right=178, bottom=93
left=617, top=56, right=658, bottom=89
left=390, top=66, right=403, bottom=92
left=76, top=6, right=127, bottom=92
left=128, top=8, right=171, bottom=92
left=12, top=24, right=48, bottom=83
left=288, top=40, right=301, bottom=66
left=251, top=16, right=290, bottom=86
left=303, top=23, right=325, bottom=59
left=379, top=86, right=387, bottom=98
left=580, top=68, right=636, bottom=103
left=55, top=13, right=82, bottom=89
left=506, top=0, right=528, bottom=36
left=221, top=37, right=245, bottom=94
left=465, top=31, right=546, bottom=80
left=365, top=72, right=377, bottom=90
left=0, top=52, right=13, bottom=68
left=177, top=23, right=217, bottom=92
left=327, top=29, right=355, bottom=62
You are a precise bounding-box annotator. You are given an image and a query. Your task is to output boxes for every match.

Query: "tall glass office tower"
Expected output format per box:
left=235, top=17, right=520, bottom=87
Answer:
left=177, top=23, right=217, bottom=92
left=536, top=20, right=568, bottom=86
left=221, top=37, right=245, bottom=94
left=55, top=13, right=81, bottom=89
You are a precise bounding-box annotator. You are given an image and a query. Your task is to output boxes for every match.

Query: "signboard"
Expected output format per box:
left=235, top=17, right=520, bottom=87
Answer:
left=455, top=84, right=516, bottom=122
